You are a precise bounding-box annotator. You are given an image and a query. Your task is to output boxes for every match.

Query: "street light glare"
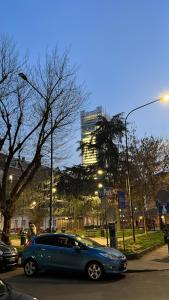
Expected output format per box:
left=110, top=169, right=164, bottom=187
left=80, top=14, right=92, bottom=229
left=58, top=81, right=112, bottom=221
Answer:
left=160, top=94, right=169, bottom=102
left=97, top=169, right=103, bottom=175
left=9, top=175, right=13, bottom=181
left=52, top=187, right=56, bottom=193
left=98, top=183, right=103, bottom=189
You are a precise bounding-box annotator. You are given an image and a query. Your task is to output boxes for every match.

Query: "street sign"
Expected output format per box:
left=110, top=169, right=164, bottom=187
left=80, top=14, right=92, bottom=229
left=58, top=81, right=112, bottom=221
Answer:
left=157, top=202, right=169, bottom=214
left=162, top=205, right=167, bottom=214
left=118, top=191, right=126, bottom=209
left=98, top=189, right=104, bottom=198
left=104, top=187, right=112, bottom=198
left=99, top=187, right=112, bottom=199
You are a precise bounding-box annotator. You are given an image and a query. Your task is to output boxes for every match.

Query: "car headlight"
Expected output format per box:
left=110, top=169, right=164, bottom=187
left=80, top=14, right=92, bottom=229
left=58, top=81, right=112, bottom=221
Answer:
left=99, top=252, right=119, bottom=260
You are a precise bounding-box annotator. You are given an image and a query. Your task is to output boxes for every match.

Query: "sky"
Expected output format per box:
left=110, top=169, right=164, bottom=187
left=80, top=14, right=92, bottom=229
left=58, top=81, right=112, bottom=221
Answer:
left=1, top=0, right=169, bottom=166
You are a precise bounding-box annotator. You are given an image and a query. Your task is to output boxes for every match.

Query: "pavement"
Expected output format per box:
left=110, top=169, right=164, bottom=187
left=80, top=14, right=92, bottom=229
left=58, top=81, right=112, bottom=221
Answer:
left=89, top=236, right=169, bottom=271
left=128, top=244, right=169, bottom=272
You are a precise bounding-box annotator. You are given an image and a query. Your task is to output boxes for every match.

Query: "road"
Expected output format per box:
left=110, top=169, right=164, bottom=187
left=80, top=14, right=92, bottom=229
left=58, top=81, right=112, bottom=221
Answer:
left=1, top=266, right=169, bottom=300
left=1, top=245, right=169, bottom=300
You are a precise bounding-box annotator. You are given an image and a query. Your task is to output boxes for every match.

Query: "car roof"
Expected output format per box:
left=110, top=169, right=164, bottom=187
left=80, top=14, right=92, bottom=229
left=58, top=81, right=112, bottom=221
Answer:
left=34, top=233, right=76, bottom=239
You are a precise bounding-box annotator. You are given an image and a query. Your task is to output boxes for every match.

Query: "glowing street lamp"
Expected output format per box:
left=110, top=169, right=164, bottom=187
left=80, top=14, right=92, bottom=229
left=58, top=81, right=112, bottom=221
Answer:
left=97, top=169, right=104, bottom=175
left=160, top=94, right=169, bottom=102
left=125, top=95, right=169, bottom=242
left=9, top=175, right=13, bottom=182
left=98, top=183, right=103, bottom=189
left=18, top=72, right=54, bottom=233
left=30, top=201, right=37, bottom=209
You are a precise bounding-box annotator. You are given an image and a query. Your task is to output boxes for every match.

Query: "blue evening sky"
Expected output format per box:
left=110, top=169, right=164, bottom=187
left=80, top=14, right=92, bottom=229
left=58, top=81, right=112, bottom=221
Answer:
left=1, top=0, right=169, bottom=166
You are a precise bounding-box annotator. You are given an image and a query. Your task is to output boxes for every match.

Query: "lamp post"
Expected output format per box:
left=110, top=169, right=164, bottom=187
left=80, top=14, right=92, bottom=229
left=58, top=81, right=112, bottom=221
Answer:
left=18, top=73, right=54, bottom=233
left=125, top=97, right=169, bottom=242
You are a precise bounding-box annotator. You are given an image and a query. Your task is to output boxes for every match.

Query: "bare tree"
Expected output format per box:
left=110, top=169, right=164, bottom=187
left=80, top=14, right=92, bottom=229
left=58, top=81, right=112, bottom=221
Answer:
left=128, top=134, right=169, bottom=209
left=0, top=37, right=86, bottom=244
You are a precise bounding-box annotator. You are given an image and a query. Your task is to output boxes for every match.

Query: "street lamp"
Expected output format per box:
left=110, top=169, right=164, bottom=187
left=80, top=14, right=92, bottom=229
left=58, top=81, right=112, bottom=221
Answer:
left=98, top=183, right=103, bottom=189
left=97, top=169, right=104, bottom=175
left=18, top=72, right=54, bottom=233
left=9, top=175, right=13, bottom=182
left=125, top=96, right=169, bottom=242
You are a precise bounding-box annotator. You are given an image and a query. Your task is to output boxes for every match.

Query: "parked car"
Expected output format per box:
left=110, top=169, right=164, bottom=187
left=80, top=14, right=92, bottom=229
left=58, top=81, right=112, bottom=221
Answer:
left=0, top=241, right=18, bottom=270
left=0, top=279, right=39, bottom=299
left=22, top=233, right=127, bottom=280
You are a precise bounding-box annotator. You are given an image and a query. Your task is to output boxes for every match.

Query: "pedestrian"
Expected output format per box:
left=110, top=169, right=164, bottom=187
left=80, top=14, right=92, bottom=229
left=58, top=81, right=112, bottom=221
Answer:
left=27, top=222, right=37, bottom=240
left=135, top=219, right=139, bottom=228
left=152, top=219, right=156, bottom=231
left=162, top=224, right=169, bottom=254
left=160, top=218, right=165, bottom=230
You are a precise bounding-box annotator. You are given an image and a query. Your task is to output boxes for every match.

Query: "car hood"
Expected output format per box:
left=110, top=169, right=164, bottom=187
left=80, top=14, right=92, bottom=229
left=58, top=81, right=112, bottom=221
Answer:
left=95, top=246, right=125, bottom=257
left=1, top=290, right=38, bottom=300
left=0, top=245, right=11, bottom=252
left=0, top=245, right=17, bottom=254
left=0, top=280, right=38, bottom=300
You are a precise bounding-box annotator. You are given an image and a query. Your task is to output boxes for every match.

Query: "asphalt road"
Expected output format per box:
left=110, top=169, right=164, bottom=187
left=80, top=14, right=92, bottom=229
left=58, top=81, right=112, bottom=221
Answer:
left=1, top=267, right=169, bottom=300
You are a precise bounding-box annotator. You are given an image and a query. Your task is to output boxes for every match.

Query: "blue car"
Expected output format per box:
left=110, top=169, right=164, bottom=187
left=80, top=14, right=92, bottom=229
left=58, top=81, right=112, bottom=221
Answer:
left=22, top=233, right=127, bottom=280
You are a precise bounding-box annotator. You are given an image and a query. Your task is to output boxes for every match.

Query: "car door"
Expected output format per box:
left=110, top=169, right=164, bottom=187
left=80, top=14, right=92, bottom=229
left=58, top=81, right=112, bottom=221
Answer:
left=51, top=236, right=87, bottom=271
left=34, top=235, right=60, bottom=269
left=34, top=235, right=72, bottom=271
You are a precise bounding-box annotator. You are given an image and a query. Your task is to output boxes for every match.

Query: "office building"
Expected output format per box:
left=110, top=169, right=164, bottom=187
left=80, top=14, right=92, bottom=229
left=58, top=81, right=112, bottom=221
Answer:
left=81, top=106, right=103, bottom=166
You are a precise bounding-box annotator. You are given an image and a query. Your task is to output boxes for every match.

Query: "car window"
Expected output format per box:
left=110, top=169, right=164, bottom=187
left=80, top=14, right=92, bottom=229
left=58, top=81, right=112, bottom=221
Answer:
left=35, top=236, right=57, bottom=246
left=56, top=237, right=69, bottom=247
left=66, top=238, right=79, bottom=248
left=0, top=241, right=6, bottom=246
left=76, top=236, right=101, bottom=248
left=35, top=235, right=80, bottom=248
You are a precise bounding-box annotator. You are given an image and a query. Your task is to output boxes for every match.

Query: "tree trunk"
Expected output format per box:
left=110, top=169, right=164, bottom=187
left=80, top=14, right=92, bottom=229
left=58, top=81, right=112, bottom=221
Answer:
left=2, top=212, right=11, bottom=245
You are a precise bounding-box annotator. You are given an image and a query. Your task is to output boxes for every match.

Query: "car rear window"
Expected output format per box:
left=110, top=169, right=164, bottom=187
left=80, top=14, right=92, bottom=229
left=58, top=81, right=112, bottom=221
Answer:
left=35, top=236, right=57, bottom=246
left=35, top=235, right=77, bottom=247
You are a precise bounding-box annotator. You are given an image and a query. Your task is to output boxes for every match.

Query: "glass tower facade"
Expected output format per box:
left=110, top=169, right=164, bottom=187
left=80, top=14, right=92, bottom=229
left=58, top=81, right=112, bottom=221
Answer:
left=80, top=106, right=103, bottom=166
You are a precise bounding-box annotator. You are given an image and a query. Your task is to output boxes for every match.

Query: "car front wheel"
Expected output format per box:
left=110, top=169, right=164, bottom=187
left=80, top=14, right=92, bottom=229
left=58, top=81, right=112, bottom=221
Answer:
left=24, top=259, right=38, bottom=277
left=86, top=261, right=103, bottom=280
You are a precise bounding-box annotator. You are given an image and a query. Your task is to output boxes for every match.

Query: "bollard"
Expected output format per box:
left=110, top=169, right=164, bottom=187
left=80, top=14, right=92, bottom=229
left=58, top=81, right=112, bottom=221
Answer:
left=20, top=232, right=27, bottom=246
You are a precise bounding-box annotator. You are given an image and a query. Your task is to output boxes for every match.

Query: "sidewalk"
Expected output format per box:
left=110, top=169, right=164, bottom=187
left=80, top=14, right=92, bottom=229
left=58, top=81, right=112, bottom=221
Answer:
left=90, top=233, right=147, bottom=246
left=128, top=244, right=169, bottom=272
left=90, top=236, right=169, bottom=271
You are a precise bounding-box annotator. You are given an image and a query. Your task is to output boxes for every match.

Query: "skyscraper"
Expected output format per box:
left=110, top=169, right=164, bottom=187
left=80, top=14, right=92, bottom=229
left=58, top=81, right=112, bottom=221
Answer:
left=80, top=106, right=103, bottom=166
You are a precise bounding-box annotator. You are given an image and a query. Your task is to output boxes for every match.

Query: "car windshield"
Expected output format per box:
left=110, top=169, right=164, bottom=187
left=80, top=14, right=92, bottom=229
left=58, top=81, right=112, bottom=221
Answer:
left=0, top=241, right=6, bottom=246
left=76, top=236, right=103, bottom=248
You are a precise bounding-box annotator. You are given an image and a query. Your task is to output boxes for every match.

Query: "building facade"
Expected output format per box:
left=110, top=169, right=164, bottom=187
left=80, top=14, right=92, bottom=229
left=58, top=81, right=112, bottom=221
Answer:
left=81, top=106, right=103, bottom=166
